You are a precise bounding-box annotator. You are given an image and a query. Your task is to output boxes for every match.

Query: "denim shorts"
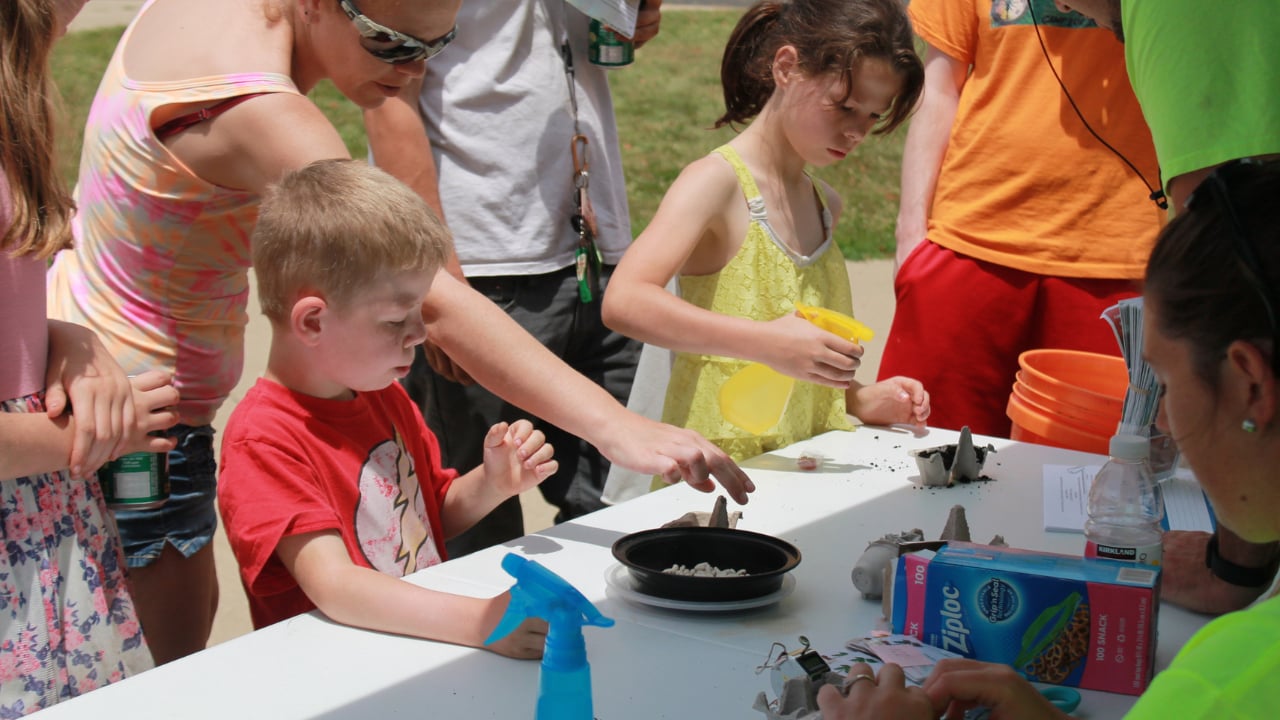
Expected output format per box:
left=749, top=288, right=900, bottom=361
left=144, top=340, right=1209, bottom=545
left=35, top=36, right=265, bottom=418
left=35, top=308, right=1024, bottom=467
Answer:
left=112, top=424, right=218, bottom=568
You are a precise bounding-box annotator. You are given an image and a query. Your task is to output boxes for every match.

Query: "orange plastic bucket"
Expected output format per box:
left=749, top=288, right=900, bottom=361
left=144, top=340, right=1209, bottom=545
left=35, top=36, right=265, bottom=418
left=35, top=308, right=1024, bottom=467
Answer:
left=1006, top=392, right=1111, bottom=455
left=1012, top=372, right=1121, bottom=433
left=1018, top=349, right=1127, bottom=417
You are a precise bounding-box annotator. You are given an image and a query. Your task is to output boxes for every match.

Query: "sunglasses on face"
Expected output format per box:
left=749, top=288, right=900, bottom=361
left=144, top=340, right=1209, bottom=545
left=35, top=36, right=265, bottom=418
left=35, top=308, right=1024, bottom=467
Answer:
left=337, top=0, right=455, bottom=65
left=1187, top=158, right=1280, bottom=373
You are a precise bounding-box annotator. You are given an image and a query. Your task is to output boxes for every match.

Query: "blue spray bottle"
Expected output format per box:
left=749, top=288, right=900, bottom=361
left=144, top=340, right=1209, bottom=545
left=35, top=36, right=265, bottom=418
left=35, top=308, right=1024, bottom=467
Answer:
left=485, top=553, right=615, bottom=720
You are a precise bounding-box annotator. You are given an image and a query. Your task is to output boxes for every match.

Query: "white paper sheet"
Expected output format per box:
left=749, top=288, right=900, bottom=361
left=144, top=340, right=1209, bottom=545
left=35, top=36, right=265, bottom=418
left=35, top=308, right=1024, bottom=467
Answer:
left=1042, top=465, right=1096, bottom=533
left=1042, top=464, right=1215, bottom=534
left=1161, top=469, right=1217, bottom=533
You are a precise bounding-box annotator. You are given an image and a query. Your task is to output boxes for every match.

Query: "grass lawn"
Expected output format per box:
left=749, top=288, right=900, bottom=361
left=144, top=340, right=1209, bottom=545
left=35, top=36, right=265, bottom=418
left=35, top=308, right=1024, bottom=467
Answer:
left=51, top=10, right=906, bottom=260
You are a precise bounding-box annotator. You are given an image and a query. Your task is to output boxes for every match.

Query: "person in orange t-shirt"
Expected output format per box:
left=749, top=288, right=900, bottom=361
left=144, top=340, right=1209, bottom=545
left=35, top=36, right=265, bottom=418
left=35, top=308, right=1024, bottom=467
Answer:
left=879, top=0, right=1163, bottom=436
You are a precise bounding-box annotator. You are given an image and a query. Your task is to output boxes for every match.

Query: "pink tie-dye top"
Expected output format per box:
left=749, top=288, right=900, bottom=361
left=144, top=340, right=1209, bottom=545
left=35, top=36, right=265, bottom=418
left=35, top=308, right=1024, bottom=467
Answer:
left=46, top=18, right=299, bottom=425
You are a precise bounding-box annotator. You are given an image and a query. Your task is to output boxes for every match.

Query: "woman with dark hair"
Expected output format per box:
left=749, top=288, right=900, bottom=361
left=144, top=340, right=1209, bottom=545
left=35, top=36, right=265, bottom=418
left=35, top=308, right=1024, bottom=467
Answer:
left=817, top=159, right=1280, bottom=719
left=1053, top=0, right=1280, bottom=617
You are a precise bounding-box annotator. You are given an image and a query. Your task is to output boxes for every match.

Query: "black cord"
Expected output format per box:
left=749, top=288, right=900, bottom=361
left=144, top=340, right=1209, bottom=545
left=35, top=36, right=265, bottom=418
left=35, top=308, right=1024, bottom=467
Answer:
left=1026, top=3, right=1168, bottom=210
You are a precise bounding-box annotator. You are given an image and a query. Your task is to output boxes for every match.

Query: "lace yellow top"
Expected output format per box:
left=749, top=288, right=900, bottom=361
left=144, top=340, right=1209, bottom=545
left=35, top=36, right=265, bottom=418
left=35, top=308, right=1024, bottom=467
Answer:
left=662, top=145, right=855, bottom=462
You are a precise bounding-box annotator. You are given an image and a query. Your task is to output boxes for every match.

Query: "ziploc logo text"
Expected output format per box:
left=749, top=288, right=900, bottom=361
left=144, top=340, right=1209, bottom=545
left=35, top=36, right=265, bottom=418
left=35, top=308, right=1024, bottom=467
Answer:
left=937, top=582, right=972, bottom=655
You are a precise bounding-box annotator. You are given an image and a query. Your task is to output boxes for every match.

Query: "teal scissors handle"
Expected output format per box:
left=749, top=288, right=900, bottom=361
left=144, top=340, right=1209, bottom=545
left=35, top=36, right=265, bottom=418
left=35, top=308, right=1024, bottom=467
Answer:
left=965, top=686, right=1081, bottom=718
left=1040, top=686, right=1082, bottom=713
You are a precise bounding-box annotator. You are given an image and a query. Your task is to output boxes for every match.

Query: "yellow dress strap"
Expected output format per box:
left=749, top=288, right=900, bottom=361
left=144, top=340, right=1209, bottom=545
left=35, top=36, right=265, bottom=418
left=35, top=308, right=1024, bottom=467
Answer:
left=713, top=144, right=830, bottom=224
left=713, top=144, right=763, bottom=202
left=711, top=144, right=832, bottom=261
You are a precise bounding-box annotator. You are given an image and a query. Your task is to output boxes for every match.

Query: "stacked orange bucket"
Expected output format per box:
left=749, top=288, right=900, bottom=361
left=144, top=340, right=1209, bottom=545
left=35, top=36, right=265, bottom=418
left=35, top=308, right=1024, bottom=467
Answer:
left=1006, top=349, right=1128, bottom=454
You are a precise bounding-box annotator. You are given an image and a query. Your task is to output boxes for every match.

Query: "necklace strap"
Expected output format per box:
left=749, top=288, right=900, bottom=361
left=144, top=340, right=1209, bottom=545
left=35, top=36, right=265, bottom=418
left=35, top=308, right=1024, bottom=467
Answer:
left=558, top=15, right=601, bottom=302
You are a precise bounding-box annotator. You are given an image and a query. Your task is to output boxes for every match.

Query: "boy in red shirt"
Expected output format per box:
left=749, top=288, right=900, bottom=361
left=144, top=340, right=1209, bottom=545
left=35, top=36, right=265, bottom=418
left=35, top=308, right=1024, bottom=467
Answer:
left=218, top=160, right=556, bottom=658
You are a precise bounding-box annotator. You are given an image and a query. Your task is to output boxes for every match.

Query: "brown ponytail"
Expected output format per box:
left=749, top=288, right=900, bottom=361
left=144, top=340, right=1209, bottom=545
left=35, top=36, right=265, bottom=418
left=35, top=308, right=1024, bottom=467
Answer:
left=716, top=2, right=784, bottom=129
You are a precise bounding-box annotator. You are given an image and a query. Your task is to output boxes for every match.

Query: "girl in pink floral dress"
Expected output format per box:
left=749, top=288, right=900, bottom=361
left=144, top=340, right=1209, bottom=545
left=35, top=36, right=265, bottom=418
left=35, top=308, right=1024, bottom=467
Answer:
left=1, top=0, right=179, bottom=713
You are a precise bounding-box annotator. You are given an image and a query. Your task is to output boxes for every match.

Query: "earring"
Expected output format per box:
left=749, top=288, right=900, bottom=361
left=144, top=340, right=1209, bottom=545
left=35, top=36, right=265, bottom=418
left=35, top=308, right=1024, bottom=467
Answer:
left=1243, top=418, right=1259, bottom=433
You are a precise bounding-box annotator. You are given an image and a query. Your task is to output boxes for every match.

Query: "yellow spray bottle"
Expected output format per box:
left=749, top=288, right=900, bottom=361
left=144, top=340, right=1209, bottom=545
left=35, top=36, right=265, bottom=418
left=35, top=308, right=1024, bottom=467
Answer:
left=718, top=305, right=874, bottom=434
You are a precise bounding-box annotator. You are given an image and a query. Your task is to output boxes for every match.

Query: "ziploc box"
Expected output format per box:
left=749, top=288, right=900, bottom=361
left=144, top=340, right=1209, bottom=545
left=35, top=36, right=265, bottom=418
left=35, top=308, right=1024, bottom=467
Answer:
left=890, top=542, right=1159, bottom=695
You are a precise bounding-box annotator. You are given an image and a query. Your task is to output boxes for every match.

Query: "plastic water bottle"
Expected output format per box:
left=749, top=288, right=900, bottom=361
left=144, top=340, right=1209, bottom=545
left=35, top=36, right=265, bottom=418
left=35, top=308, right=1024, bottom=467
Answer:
left=1084, top=433, right=1164, bottom=566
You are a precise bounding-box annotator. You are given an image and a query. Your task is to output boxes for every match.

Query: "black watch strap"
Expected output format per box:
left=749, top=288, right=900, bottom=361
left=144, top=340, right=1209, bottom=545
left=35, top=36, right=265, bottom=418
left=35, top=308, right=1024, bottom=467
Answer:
left=1205, top=532, right=1275, bottom=588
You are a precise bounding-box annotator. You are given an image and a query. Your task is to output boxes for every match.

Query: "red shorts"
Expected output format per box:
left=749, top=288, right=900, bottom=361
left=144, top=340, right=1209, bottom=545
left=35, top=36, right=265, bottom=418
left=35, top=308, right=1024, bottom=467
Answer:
left=877, top=241, right=1139, bottom=437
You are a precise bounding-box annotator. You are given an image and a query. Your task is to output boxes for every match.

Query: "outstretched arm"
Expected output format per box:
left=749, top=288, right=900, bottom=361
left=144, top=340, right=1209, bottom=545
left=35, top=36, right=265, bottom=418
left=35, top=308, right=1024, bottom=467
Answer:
left=424, top=270, right=753, bottom=503
left=276, top=531, right=547, bottom=659
left=185, top=88, right=751, bottom=503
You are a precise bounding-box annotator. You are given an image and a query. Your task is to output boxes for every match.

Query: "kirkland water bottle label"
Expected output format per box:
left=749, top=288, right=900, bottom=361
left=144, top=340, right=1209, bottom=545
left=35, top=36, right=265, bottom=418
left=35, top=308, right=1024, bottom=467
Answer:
left=1085, top=541, right=1162, bottom=567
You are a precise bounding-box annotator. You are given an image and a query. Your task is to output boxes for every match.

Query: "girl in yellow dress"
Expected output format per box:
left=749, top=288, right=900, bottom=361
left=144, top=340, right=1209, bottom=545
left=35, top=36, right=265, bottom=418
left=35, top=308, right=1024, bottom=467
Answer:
left=604, top=0, right=930, bottom=462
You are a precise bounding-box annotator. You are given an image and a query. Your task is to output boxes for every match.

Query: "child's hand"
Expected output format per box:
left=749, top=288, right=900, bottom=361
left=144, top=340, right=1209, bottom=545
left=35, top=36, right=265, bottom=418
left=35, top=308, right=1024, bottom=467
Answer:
left=485, top=592, right=549, bottom=660
left=761, top=312, right=862, bottom=388
left=44, top=319, right=135, bottom=477
left=482, top=420, right=558, bottom=496
left=118, top=370, right=181, bottom=458
left=850, top=377, right=931, bottom=428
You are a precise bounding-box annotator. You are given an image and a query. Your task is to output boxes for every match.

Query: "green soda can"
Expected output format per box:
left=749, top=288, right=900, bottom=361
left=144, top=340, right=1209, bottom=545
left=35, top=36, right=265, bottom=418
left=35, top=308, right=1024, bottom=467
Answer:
left=588, top=18, right=634, bottom=68
left=98, top=451, right=170, bottom=510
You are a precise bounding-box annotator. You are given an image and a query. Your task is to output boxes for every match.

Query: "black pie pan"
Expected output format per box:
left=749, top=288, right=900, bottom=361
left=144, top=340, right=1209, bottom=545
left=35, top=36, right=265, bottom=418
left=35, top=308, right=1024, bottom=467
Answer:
left=611, top=527, right=801, bottom=602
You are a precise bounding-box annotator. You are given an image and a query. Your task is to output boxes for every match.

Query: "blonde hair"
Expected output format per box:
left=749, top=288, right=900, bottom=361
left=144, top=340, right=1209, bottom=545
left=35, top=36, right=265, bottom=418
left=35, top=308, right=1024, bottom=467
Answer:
left=1, top=0, right=75, bottom=258
left=253, top=160, right=451, bottom=322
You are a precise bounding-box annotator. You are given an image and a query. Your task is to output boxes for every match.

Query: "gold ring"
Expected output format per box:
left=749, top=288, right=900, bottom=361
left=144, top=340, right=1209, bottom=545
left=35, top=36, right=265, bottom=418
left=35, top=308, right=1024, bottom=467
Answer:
left=845, top=673, right=877, bottom=689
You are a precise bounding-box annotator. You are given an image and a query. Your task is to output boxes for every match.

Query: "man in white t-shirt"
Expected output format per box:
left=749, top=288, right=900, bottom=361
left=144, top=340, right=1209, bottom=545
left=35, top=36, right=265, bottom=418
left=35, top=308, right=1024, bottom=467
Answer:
left=365, top=0, right=661, bottom=555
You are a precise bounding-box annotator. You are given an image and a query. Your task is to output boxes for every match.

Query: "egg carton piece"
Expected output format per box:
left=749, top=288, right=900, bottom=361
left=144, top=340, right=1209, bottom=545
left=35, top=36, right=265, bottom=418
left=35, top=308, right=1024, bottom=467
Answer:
left=661, top=495, right=742, bottom=529
left=752, top=671, right=848, bottom=720
left=909, top=426, right=997, bottom=487
left=853, top=505, right=1008, bottom=604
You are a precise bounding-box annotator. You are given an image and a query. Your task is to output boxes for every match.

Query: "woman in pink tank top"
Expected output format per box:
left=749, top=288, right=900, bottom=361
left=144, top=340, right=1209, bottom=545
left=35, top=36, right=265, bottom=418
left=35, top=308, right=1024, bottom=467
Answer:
left=46, top=0, right=751, bottom=667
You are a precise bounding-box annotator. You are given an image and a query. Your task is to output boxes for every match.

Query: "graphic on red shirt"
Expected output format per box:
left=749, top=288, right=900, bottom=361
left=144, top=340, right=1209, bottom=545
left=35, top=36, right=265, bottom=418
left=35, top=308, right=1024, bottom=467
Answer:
left=355, top=426, right=442, bottom=575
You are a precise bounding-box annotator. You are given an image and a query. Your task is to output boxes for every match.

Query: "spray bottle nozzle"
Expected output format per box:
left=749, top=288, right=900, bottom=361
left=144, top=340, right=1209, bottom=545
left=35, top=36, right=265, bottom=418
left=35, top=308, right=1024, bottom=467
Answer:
left=485, top=553, right=614, bottom=646
left=485, top=553, right=614, bottom=720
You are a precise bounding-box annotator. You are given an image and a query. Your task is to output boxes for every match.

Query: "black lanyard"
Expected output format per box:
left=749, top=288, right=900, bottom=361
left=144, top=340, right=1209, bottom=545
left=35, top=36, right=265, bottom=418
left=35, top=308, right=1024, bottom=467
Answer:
left=560, top=31, right=602, bottom=303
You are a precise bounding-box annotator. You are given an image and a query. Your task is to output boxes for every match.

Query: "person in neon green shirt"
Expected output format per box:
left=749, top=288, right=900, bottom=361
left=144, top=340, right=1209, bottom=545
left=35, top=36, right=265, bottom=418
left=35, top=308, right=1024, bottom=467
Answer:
left=814, top=160, right=1280, bottom=719
left=1054, top=0, right=1280, bottom=620
left=1054, top=0, right=1280, bottom=212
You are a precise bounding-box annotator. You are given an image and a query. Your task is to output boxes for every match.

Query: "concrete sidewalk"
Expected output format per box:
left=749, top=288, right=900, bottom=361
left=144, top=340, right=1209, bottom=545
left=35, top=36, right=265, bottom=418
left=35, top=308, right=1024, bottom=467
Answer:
left=65, top=0, right=755, bottom=32
left=63, top=0, right=899, bottom=651
left=66, top=0, right=143, bottom=33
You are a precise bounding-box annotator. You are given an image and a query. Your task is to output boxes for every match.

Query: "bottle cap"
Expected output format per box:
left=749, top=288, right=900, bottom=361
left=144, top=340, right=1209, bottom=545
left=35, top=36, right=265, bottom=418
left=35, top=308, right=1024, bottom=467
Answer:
left=1109, top=433, right=1150, bottom=460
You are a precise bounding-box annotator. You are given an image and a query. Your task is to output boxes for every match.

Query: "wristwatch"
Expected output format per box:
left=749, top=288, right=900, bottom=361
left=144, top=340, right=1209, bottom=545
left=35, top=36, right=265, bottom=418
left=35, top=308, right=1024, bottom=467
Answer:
left=1205, top=531, right=1275, bottom=587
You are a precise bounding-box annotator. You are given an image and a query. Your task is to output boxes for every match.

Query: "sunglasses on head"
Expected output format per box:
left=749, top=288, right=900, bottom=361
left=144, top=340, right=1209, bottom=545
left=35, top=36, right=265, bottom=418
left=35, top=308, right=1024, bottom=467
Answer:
left=338, top=0, right=455, bottom=65
left=1187, top=158, right=1280, bottom=373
